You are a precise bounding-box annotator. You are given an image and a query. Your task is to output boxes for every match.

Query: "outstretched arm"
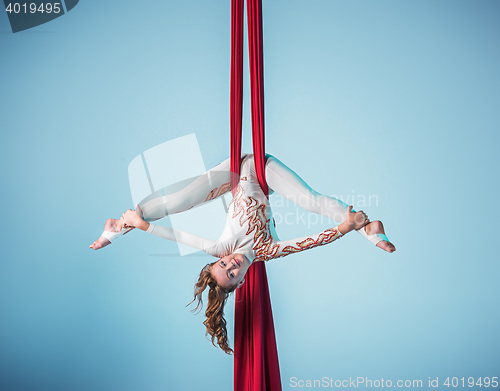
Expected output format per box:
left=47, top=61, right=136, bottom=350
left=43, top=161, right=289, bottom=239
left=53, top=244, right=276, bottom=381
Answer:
left=122, top=210, right=220, bottom=256
left=258, top=206, right=368, bottom=261
left=263, top=226, right=344, bottom=261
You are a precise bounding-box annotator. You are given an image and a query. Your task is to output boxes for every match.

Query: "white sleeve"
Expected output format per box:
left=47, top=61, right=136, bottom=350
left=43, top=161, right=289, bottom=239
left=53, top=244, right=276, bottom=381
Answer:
left=146, top=223, right=218, bottom=255
left=261, top=226, right=344, bottom=261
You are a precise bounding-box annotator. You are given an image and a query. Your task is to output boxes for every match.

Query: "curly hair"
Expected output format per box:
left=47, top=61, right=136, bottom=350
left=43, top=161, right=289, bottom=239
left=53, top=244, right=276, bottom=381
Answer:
left=188, top=261, right=237, bottom=355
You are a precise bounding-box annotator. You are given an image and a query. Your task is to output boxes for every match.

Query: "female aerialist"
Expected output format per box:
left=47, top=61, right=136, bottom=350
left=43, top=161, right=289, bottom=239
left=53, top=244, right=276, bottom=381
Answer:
left=90, top=154, right=395, bottom=354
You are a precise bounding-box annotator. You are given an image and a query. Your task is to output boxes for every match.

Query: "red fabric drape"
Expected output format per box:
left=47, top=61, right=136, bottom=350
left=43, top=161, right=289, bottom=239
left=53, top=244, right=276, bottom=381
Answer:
left=246, top=0, right=268, bottom=196
left=230, top=0, right=244, bottom=196
left=229, top=0, right=268, bottom=196
left=234, top=259, right=282, bottom=391
left=231, top=0, right=282, bottom=390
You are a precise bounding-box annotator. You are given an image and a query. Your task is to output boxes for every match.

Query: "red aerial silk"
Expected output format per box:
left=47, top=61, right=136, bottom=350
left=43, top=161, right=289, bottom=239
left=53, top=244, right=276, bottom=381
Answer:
left=231, top=0, right=282, bottom=390
left=230, top=0, right=244, bottom=196
left=230, top=0, right=268, bottom=196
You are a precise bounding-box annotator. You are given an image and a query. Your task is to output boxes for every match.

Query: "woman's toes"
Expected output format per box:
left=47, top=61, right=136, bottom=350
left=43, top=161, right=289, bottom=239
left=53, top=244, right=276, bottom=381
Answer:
left=385, top=242, right=396, bottom=253
left=376, top=240, right=396, bottom=253
left=89, top=237, right=111, bottom=250
left=90, top=241, right=100, bottom=250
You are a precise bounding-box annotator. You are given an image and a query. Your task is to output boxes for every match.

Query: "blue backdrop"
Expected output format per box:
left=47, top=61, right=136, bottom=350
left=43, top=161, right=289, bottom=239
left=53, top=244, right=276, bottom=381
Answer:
left=1, top=1, right=499, bottom=390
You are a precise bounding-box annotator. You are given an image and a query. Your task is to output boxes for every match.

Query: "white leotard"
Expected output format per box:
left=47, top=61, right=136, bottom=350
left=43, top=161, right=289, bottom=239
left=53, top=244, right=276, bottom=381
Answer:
left=139, top=154, right=389, bottom=262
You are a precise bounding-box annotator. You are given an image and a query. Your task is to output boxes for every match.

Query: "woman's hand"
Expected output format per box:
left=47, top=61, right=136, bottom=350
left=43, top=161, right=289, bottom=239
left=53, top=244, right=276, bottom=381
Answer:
left=121, top=209, right=148, bottom=231
left=339, top=206, right=369, bottom=234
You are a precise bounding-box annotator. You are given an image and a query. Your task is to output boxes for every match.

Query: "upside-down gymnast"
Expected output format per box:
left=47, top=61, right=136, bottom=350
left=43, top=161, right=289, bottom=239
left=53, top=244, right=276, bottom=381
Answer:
left=90, top=154, right=396, bottom=354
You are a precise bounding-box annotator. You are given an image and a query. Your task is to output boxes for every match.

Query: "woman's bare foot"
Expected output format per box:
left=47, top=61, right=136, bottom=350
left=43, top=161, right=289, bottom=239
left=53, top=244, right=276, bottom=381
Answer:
left=364, top=220, right=396, bottom=253
left=89, top=218, right=124, bottom=250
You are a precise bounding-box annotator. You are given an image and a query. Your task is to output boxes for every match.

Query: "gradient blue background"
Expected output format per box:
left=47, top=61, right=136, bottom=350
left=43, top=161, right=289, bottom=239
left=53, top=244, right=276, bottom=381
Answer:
left=1, top=1, right=499, bottom=390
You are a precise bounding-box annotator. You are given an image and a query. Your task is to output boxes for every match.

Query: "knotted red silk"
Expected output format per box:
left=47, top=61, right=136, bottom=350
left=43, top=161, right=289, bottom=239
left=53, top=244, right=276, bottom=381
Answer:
left=231, top=0, right=282, bottom=390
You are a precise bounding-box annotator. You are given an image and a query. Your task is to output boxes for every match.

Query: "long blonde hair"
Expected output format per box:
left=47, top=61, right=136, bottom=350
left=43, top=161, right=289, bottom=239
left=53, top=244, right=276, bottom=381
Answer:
left=189, top=262, right=237, bottom=355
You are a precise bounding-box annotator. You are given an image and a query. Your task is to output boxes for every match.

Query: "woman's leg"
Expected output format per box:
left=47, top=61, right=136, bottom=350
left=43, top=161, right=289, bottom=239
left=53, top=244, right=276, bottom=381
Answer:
left=90, top=158, right=233, bottom=249
left=139, top=157, right=232, bottom=222
left=264, top=155, right=394, bottom=250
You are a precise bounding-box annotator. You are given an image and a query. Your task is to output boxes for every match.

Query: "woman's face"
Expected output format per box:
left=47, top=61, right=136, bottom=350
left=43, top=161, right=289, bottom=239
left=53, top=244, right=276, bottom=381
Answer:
left=211, top=253, right=251, bottom=290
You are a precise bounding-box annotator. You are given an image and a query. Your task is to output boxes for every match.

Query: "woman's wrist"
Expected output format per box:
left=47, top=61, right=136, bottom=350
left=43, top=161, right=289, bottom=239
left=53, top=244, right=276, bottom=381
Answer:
left=136, top=220, right=150, bottom=231
left=338, top=221, right=352, bottom=235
